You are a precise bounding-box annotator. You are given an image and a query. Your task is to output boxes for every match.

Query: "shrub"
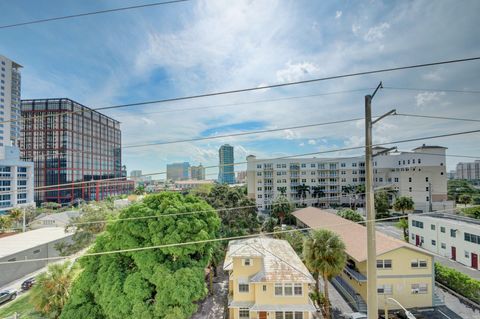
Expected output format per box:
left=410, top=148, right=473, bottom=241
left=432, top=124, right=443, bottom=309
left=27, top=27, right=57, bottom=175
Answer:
left=435, top=263, right=480, bottom=304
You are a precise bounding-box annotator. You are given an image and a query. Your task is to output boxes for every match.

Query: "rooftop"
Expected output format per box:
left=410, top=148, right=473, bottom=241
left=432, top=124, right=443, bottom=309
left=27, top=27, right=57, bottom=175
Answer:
left=0, top=228, right=73, bottom=258
left=292, top=207, right=432, bottom=262
left=412, top=212, right=480, bottom=227
left=223, top=237, right=315, bottom=283
left=33, top=210, right=81, bottom=225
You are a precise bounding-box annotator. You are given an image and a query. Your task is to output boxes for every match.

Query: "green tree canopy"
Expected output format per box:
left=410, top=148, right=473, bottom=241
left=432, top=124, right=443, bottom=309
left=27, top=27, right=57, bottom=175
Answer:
left=393, top=196, right=414, bottom=214
left=462, top=206, right=480, bottom=219
left=303, top=229, right=346, bottom=319
left=336, top=209, right=364, bottom=222
left=271, top=196, right=294, bottom=225
left=60, top=192, right=220, bottom=319
left=374, top=191, right=390, bottom=219
left=458, top=194, right=472, bottom=207
left=395, top=218, right=409, bottom=241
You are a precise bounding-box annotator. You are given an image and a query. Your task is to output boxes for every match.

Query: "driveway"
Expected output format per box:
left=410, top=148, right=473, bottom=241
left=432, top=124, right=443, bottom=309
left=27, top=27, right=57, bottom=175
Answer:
left=192, top=268, right=229, bottom=319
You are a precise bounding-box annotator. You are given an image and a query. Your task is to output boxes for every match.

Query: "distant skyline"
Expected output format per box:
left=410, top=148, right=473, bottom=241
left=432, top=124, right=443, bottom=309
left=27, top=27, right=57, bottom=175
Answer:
left=1, top=0, right=480, bottom=179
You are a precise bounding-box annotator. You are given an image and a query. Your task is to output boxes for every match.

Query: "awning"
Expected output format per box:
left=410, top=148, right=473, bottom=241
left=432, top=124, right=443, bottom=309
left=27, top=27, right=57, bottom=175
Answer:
left=250, top=302, right=316, bottom=312
left=229, top=301, right=255, bottom=308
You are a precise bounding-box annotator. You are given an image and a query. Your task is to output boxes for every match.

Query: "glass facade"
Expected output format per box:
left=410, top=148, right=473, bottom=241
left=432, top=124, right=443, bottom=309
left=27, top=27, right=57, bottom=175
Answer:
left=219, top=144, right=235, bottom=184
left=20, top=98, right=133, bottom=204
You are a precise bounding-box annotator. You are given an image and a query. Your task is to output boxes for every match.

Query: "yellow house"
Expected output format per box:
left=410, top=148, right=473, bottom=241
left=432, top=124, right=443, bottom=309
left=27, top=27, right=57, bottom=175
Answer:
left=293, top=207, right=440, bottom=313
left=223, top=237, right=316, bottom=319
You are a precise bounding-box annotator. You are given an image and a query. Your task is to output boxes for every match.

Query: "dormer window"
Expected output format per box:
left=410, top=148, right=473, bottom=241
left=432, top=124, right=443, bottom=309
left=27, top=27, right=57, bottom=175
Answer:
left=243, top=258, right=252, bottom=266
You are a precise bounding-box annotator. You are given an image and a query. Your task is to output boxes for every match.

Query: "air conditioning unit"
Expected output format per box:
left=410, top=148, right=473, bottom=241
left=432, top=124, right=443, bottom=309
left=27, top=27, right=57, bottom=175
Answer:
left=411, top=288, right=419, bottom=294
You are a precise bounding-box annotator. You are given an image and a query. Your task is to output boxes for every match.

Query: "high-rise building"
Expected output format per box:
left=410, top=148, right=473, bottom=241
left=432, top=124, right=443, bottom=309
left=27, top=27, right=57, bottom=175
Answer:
left=455, top=160, right=480, bottom=181
left=190, top=164, right=205, bottom=180
left=130, top=170, right=142, bottom=178
left=0, top=55, right=22, bottom=146
left=236, top=170, right=247, bottom=183
left=218, top=144, right=235, bottom=184
left=166, top=162, right=190, bottom=181
left=247, top=145, right=452, bottom=212
left=20, top=98, right=134, bottom=204
left=0, top=55, right=34, bottom=214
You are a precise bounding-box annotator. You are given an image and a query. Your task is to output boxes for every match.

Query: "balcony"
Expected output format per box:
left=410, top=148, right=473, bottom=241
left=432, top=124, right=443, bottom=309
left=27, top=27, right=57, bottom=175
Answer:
left=331, top=276, right=367, bottom=313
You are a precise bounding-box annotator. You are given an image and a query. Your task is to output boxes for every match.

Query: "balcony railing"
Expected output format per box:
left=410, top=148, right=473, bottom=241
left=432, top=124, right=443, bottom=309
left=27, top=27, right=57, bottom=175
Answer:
left=344, top=267, right=367, bottom=282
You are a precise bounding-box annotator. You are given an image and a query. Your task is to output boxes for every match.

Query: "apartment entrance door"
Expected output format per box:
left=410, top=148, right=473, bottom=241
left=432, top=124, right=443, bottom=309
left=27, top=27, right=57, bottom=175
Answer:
left=472, top=253, right=478, bottom=269
left=415, top=235, right=420, bottom=246
left=258, top=312, right=267, bottom=319
left=451, top=246, right=456, bottom=261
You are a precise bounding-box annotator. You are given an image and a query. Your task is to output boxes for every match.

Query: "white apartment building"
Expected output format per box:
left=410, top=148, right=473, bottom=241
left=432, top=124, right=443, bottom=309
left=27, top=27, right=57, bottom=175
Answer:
left=408, top=213, right=480, bottom=270
left=456, top=160, right=480, bottom=181
left=0, top=55, right=22, bottom=146
left=247, top=145, right=450, bottom=212
left=0, top=55, right=34, bottom=213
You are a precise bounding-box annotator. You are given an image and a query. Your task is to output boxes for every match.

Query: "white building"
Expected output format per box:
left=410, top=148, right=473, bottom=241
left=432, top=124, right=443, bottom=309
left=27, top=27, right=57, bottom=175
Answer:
left=0, top=228, right=74, bottom=287
left=247, top=145, right=451, bottom=212
left=0, top=55, right=22, bottom=146
left=0, top=146, right=34, bottom=214
left=408, top=213, right=480, bottom=270
left=30, top=210, right=80, bottom=230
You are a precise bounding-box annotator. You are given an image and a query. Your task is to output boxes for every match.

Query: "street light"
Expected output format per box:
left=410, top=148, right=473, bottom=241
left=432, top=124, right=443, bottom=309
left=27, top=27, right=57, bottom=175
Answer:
left=387, top=297, right=416, bottom=319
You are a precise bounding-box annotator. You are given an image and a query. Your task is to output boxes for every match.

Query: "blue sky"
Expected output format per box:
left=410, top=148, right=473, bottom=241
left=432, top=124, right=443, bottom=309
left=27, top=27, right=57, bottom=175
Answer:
left=1, top=0, right=480, bottom=179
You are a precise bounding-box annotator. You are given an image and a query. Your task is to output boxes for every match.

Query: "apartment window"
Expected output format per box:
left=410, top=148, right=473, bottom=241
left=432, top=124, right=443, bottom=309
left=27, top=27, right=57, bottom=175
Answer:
left=285, top=313, right=293, bottom=319
left=257, top=172, right=262, bottom=176
left=426, top=187, right=429, bottom=191
left=413, top=159, right=416, bottom=164
left=425, top=177, right=429, bottom=182
left=465, top=251, right=469, bottom=258
left=411, top=283, right=428, bottom=294
left=408, top=177, right=412, bottom=182
left=377, top=284, right=393, bottom=295
left=238, top=283, right=249, bottom=293
left=239, top=308, right=250, bottom=318
left=301, top=164, right=306, bottom=168
left=33, top=249, right=41, bottom=254
left=431, top=224, right=435, bottom=230
left=398, top=161, right=401, bottom=165
left=412, top=220, right=424, bottom=229
left=257, top=164, right=262, bottom=169
left=465, top=232, right=479, bottom=244
left=411, top=259, right=427, bottom=268
left=263, top=285, right=267, bottom=292
left=294, top=283, right=302, bottom=296
left=257, top=187, right=262, bottom=191
left=450, top=229, right=456, bottom=238
left=441, top=243, right=446, bottom=249
left=311, top=163, right=315, bottom=168
left=376, top=259, right=392, bottom=269
left=243, top=258, right=252, bottom=266
left=431, top=239, right=437, bottom=246
left=418, top=159, right=421, bottom=164
left=341, top=163, right=346, bottom=167
left=426, top=196, right=429, bottom=202
left=275, top=283, right=283, bottom=296
left=394, top=177, right=399, bottom=182
left=258, top=195, right=262, bottom=199
left=352, top=163, right=357, bottom=167
left=284, top=283, right=293, bottom=296
left=440, top=226, right=445, bottom=233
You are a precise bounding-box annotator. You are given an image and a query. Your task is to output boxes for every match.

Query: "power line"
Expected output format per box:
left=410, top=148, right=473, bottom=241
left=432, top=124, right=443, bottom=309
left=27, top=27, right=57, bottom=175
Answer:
left=395, top=113, right=480, bottom=123
left=15, top=128, right=480, bottom=195
left=384, top=86, right=480, bottom=94
left=0, top=0, right=192, bottom=29
left=1, top=205, right=476, bottom=265
left=7, top=57, right=480, bottom=127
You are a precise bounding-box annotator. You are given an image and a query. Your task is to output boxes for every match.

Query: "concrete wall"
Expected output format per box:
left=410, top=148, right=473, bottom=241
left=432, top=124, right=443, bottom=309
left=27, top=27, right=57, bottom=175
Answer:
left=0, top=235, right=73, bottom=287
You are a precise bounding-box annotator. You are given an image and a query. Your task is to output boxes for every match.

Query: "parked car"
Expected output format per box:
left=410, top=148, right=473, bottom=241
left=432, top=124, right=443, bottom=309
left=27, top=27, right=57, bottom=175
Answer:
left=21, top=277, right=36, bottom=291
left=346, top=313, right=367, bottom=319
left=0, top=290, right=17, bottom=304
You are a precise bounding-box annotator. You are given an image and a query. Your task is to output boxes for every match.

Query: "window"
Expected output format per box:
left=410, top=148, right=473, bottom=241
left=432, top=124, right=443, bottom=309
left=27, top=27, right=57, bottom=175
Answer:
left=441, top=243, right=446, bottom=249
left=394, top=177, right=399, bottom=182
left=376, top=259, right=392, bottom=269
left=311, top=163, right=315, bottom=168
left=284, top=283, right=293, bottom=296
left=412, top=220, right=424, bottom=229
left=257, top=164, right=262, bottom=169
left=426, top=196, right=429, bottom=202
left=239, top=308, right=250, bottom=318
left=263, top=285, right=267, bottom=292
left=431, top=224, right=435, bottom=230
left=440, top=227, right=445, bottom=233
left=238, top=283, right=249, bottom=293
left=450, top=229, right=456, bottom=238
left=294, top=283, right=302, bottom=296
left=276, top=313, right=283, bottom=319
left=243, top=258, right=252, bottom=266
left=377, top=284, right=393, bottom=295
left=425, top=177, right=429, bottom=182
left=285, top=312, right=293, bottom=319
left=275, top=283, right=283, bottom=296
left=418, top=159, right=421, bottom=164
left=411, top=283, right=428, bottom=294
left=431, top=240, right=436, bottom=246
left=465, top=251, right=469, bottom=258
left=408, top=177, right=412, bottom=182
left=341, top=163, right=346, bottom=167
left=465, top=232, right=479, bottom=244
left=426, top=187, right=429, bottom=191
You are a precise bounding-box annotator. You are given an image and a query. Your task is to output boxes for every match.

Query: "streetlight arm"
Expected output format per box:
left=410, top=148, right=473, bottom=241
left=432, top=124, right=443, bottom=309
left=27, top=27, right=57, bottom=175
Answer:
left=387, top=298, right=416, bottom=319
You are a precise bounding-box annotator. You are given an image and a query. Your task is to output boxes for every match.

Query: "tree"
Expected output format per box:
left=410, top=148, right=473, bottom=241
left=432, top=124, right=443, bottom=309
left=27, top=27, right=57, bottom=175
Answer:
left=342, top=185, right=355, bottom=209
left=273, top=226, right=305, bottom=256
left=303, top=230, right=346, bottom=319
left=458, top=194, right=472, bottom=207
left=337, top=209, right=363, bottom=222
left=60, top=192, right=220, bottom=319
left=395, top=218, right=409, bottom=241
left=0, top=215, right=12, bottom=233
left=354, top=184, right=365, bottom=209
left=278, top=186, right=287, bottom=196
left=8, top=208, right=22, bottom=223
left=462, top=206, right=480, bottom=219
left=311, top=186, right=325, bottom=207
left=297, top=184, right=310, bottom=204
left=375, top=191, right=390, bottom=219
left=393, top=196, right=414, bottom=215
left=134, top=185, right=145, bottom=195
left=271, top=196, right=293, bottom=225
left=262, top=216, right=278, bottom=233
left=30, top=261, right=78, bottom=319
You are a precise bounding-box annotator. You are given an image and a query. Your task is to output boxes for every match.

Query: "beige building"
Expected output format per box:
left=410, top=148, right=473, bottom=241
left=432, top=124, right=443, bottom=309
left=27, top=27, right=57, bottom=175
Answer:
left=247, top=145, right=450, bottom=212
left=455, top=160, right=480, bottom=181
left=190, top=164, right=206, bottom=180
left=224, top=237, right=316, bottom=319
left=293, top=207, right=440, bottom=313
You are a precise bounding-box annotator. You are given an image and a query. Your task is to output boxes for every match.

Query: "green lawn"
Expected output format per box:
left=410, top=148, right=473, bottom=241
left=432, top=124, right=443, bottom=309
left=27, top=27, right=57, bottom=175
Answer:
left=0, top=293, right=43, bottom=319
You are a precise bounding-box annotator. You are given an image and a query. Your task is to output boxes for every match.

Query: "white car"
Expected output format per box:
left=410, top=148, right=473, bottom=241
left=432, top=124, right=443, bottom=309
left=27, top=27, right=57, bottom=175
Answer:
left=346, top=313, right=367, bottom=319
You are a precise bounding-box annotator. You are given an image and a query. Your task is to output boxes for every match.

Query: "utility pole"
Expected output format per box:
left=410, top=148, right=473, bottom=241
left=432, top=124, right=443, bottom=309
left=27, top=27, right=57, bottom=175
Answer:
left=365, top=82, right=396, bottom=319
left=428, top=181, right=432, bottom=212
left=22, top=207, right=26, bottom=232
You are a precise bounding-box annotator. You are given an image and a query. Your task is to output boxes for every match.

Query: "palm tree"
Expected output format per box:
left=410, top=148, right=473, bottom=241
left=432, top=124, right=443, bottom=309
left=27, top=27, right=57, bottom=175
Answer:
left=395, top=218, right=409, bottom=241
left=342, top=185, right=355, bottom=209
left=297, top=184, right=310, bottom=205
left=303, top=229, right=347, bottom=319
left=30, top=261, right=78, bottom=319
left=354, top=184, right=365, bottom=209
left=272, top=196, right=292, bottom=225
left=0, top=215, right=12, bottom=233
left=311, top=186, right=325, bottom=207
left=393, top=196, right=414, bottom=215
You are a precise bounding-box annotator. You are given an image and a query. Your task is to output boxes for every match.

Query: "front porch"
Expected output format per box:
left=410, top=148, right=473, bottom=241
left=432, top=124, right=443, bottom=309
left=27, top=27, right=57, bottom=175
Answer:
left=227, top=299, right=316, bottom=319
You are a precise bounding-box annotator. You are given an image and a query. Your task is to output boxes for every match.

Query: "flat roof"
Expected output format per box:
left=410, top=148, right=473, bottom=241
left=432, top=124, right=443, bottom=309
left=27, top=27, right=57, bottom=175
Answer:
left=412, top=212, right=480, bottom=227
left=0, top=228, right=73, bottom=258
left=293, top=207, right=432, bottom=262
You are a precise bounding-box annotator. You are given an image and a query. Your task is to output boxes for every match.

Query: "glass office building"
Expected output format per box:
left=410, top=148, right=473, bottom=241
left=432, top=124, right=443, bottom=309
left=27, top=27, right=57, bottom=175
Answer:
left=20, top=98, right=133, bottom=204
left=218, top=144, right=235, bottom=184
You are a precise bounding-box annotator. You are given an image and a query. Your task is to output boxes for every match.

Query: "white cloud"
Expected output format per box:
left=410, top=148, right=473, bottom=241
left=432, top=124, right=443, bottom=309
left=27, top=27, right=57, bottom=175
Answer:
left=276, top=61, right=320, bottom=83
left=335, top=11, right=343, bottom=19
left=364, top=23, right=390, bottom=42
left=415, top=91, right=446, bottom=106
left=308, top=139, right=316, bottom=145
left=352, top=24, right=361, bottom=35
left=284, top=129, right=301, bottom=140
left=299, top=142, right=305, bottom=147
